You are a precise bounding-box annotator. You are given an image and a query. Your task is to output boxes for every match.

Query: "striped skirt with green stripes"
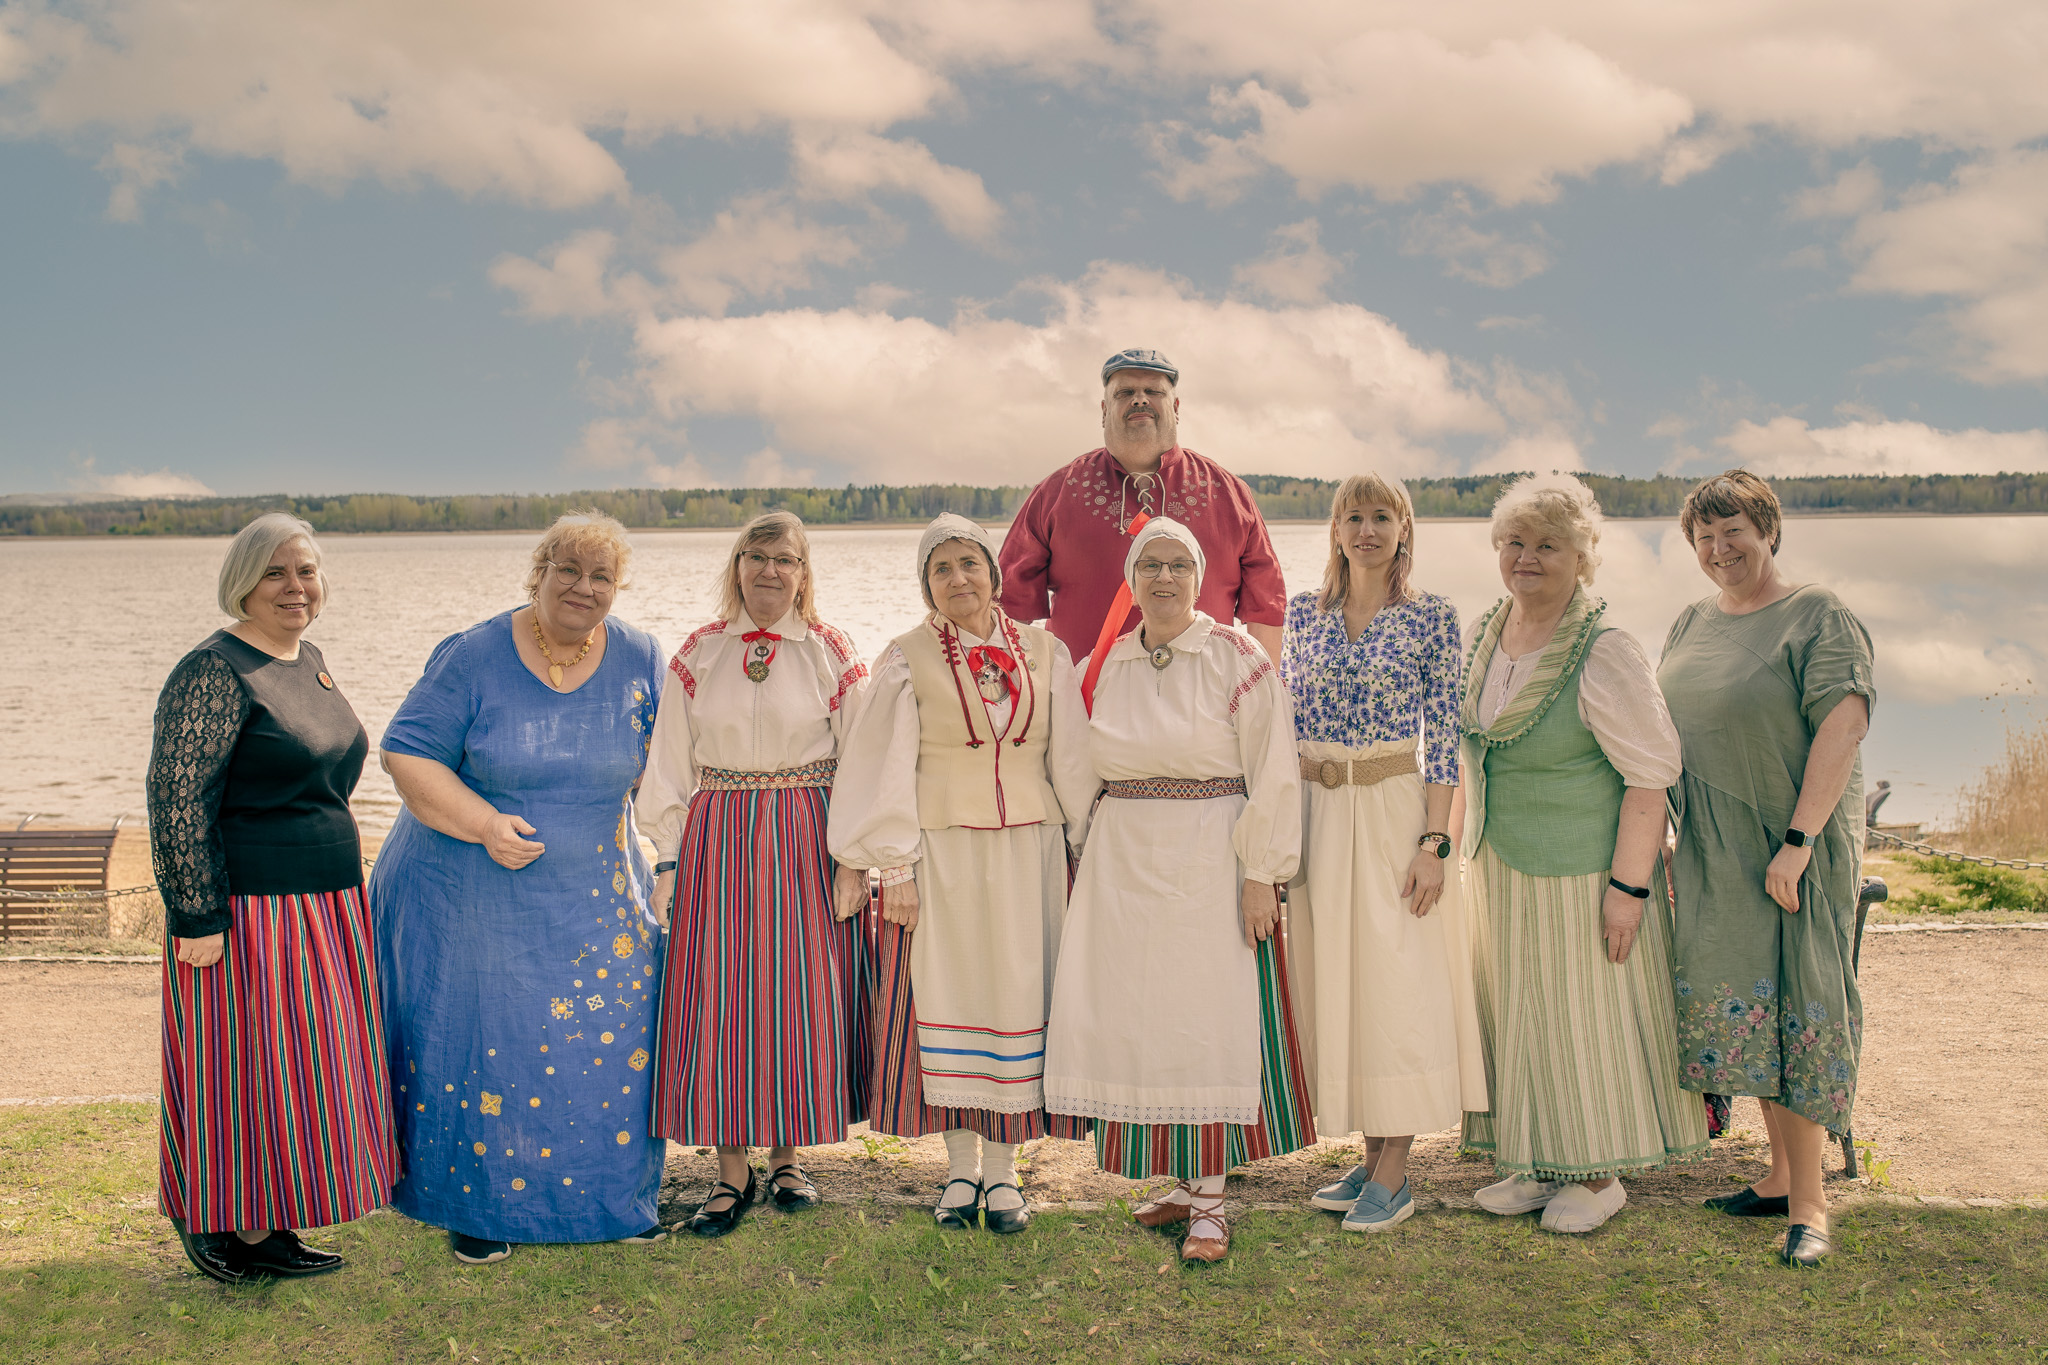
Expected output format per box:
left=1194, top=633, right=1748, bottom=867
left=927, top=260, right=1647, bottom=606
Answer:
left=1090, top=935, right=1317, bottom=1180
left=1460, top=844, right=1708, bottom=1180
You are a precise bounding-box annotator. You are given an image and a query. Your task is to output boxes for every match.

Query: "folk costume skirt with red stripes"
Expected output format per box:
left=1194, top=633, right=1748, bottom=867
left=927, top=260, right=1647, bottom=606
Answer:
left=160, top=885, right=397, bottom=1233
left=651, top=787, right=865, bottom=1146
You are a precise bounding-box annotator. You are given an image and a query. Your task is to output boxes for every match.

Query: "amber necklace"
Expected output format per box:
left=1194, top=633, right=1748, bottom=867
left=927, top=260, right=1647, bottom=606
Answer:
left=531, top=612, right=594, bottom=688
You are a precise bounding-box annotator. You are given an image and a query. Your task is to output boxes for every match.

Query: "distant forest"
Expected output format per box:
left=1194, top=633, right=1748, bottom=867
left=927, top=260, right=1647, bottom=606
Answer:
left=4, top=472, right=2045, bottom=537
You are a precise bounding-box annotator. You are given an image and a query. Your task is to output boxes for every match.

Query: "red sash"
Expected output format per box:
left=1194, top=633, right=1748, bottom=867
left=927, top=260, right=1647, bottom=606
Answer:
left=1079, top=511, right=1149, bottom=713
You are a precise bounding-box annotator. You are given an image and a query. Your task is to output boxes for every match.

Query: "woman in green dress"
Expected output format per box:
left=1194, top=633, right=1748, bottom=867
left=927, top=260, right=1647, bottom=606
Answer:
left=1658, top=470, right=1874, bottom=1269
left=1460, top=475, right=1707, bottom=1236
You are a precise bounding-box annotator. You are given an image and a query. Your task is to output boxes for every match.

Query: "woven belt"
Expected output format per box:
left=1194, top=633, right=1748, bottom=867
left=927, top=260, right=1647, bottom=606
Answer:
left=697, top=758, right=838, bottom=792
left=1102, top=775, right=1248, bottom=801
left=1299, top=751, right=1418, bottom=790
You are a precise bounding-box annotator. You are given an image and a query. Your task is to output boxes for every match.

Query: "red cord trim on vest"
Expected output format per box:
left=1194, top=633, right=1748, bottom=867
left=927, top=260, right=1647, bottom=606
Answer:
left=936, top=618, right=986, bottom=748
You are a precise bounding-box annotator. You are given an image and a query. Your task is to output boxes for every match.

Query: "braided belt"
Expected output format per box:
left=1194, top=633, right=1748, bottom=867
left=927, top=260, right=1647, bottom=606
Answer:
left=1102, top=775, right=1248, bottom=801
left=697, top=758, right=838, bottom=792
left=1299, top=751, right=1418, bottom=790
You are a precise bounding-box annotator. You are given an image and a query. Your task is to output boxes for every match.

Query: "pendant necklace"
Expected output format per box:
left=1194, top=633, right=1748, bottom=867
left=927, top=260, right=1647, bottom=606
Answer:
left=1142, top=628, right=1174, bottom=671
left=532, top=613, right=593, bottom=688
left=740, top=627, right=781, bottom=683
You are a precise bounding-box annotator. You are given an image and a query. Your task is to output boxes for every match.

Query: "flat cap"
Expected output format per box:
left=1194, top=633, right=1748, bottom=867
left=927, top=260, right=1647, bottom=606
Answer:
left=1100, top=348, right=1178, bottom=385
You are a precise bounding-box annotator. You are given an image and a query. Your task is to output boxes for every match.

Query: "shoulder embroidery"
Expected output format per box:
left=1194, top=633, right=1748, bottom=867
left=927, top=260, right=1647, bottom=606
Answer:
left=812, top=622, right=867, bottom=711
left=1228, top=659, right=1274, bottom=715
left=669, top=620, right=727, bottom=700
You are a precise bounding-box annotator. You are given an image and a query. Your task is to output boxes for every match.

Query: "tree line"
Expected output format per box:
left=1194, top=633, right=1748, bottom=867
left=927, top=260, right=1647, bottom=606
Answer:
left=4, top=472, right=2044, bottom=537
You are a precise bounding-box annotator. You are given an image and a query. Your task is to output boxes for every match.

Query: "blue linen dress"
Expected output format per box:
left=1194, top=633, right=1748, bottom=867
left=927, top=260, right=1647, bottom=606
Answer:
left=370, top=610, right=666, bottom=1244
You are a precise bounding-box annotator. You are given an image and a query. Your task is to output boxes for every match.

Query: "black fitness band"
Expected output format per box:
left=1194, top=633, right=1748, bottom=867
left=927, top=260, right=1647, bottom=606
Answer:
left=1607, top=876, right=1650, bottom=900
left=654, top=861, right=678, bottom=875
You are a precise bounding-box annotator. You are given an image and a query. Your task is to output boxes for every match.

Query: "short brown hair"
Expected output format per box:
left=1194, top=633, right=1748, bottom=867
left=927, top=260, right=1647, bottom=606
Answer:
left=1680, top=469, right=1782, bottom=553
left=716, top=510, right=817, bottom=625
left=524, top=511, right=633, bottom=599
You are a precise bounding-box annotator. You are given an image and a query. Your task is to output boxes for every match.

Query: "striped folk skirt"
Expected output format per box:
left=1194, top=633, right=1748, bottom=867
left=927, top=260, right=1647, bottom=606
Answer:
left=1090, top=936, right=1316, bottom=1179
left=651, top=787, right=863, bottom=1147
left=160, top=885, right=397, bottom=1234
left=1459, top=844, right=1709, bottom=1180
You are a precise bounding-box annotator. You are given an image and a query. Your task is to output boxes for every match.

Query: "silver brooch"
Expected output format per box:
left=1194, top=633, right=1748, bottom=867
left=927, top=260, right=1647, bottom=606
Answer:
left=1149, top=643, right=1174, bottom=671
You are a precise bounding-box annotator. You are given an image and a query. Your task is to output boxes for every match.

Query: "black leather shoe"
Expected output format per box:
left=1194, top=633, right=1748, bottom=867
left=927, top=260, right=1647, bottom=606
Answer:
left=933, top=1178, right=981, bottom=1230
left=769, top=1164, right=822, bottom=1211
left=1782, top=1223, right=1833, bottom=1267
left=239, top=1229, right=344, bottom=1278
left=449, top=1230, right=514, bottom=1264
left=1704, top=1187, right=1790, bottom=1217
left=981, top=1182, right=1030, bottom=1235
left=172, top=1219, right=254, bottom=1286
left=687, top=1168, right=758, bottom=1239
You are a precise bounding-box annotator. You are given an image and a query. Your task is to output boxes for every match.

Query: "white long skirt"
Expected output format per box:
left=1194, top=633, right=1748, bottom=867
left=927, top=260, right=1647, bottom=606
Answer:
left=1286, top=739, right=1488, bottom=1137
left=1043, top=790, right=1261, bottom=1125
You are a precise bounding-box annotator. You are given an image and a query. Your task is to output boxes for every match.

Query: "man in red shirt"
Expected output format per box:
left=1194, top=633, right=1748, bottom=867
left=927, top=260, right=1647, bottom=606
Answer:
left=999, top=349, right=1287, bottom=664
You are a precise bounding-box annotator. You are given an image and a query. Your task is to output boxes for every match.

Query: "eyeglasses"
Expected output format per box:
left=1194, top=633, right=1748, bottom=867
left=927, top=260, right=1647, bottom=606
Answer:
left=547, top=561, right=616, bottom=591
left=1134, top=559, right=1197, bottom=580
left=740, top=552, right=805, bottom=573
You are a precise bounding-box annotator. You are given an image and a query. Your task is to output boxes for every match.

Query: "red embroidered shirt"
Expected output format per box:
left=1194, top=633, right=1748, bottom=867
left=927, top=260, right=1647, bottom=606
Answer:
left=998, top=446, right=1287, bottom=659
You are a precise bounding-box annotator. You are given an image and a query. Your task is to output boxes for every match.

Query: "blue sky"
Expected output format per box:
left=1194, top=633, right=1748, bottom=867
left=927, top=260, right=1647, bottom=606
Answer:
left=3, top=1, right=2047, bottom=497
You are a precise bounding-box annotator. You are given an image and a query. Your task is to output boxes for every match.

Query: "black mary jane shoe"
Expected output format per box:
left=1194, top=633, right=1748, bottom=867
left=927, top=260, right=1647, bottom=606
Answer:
left=1782, top=1223, right=1834, bottom=1268
left=980, top=1182, right=1031, bottom=1236
left=933, top=1178, right=982, bottom=1230
left=687, top=1168, right=759, bottom=1239
left=239, top=1229, right=345, bottom=1278
left=1704, top=1187, right=1790, bottom=1218
left=769, top=1163, right=822, bottom=1212
left=171, top=1219, right=254, bottom=1286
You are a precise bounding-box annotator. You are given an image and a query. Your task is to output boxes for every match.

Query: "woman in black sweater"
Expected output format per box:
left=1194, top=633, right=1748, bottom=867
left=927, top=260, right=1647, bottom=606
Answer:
left=148, top=513, right=396, bottom=1284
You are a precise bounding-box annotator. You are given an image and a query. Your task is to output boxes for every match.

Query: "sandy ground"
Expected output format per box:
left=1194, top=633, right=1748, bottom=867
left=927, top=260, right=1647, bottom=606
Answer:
left=6, top=931, right=2043, bottom=1212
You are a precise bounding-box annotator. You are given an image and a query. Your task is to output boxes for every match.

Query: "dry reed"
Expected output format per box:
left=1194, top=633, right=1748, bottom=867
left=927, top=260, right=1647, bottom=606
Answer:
left=1952, top=720, right=2048, bottom=859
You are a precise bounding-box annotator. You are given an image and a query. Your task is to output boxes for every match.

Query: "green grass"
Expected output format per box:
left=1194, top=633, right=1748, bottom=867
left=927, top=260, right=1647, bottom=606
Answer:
left=5, top=1106, right=2046, bottom=1363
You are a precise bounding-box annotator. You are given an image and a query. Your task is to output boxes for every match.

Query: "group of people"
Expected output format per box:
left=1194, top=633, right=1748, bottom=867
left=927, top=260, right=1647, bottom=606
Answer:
left=147, top=349, right=1873, bottom=1287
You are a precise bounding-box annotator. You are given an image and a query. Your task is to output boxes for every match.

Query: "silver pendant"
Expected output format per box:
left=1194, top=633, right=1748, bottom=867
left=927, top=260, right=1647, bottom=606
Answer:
left=1149, top=644, right=1173, bottom=671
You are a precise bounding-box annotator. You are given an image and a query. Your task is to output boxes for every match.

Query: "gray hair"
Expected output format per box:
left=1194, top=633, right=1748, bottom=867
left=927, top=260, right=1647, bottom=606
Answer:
left=1488, top=472, right=1603, bottom=587
left=218, top=512, right=327, bottom=620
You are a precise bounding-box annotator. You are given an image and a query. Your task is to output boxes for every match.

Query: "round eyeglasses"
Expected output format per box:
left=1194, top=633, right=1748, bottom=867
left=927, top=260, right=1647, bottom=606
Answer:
left=1134, top=559, right=1197, bottom=580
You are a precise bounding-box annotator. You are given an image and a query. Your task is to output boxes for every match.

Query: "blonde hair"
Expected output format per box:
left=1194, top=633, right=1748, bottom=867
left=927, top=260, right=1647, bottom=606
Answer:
left=218, top=512, right=327, bottom=620
left=1316, top=472, right=1416, bottom=611
left=1488, top=472, right=1602, bottom=586
left=715, top=510, right=818, bottom=625
left=524, top=511, right=633, bottom=599
left=1680, top=468, right=1783, bottom=553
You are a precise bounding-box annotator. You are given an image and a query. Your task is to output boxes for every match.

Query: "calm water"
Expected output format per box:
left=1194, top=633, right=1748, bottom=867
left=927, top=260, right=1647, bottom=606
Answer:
left=3, top=518, right=2041, bottom=835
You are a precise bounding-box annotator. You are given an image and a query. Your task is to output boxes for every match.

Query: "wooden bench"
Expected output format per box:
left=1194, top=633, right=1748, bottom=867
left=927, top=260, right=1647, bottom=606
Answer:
left=0, top=817, right=124, bottom=941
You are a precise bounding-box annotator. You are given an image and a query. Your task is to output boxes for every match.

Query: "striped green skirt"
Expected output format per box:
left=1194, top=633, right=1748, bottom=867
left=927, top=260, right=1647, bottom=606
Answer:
left=1089, top=936, right=1317, bottom=1180
left=1460, top=844, right=1708, bottom=1180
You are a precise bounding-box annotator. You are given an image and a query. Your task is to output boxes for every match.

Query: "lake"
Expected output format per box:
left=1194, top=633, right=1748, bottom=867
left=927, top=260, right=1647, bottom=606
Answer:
left=3, top=517, right=2041, bottom=836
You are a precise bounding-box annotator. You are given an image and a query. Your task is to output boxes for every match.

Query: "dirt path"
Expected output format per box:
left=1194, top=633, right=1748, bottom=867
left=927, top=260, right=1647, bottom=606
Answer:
left=7, top=931, right=2043, bottom=1208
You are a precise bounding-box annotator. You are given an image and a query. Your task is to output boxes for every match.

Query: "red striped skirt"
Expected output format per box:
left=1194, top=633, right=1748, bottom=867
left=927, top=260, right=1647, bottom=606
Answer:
left=651, top=787, right=864, bottom=1146
left=866, top=915, right=1088, bottom=1145
left=160, top=885, right=397, bottom=1233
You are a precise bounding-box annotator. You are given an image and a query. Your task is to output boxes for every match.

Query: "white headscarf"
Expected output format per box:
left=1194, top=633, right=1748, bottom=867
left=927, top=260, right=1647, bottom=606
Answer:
left=917, top=512, right=1004, bottom=609
left=1123, top=516, right=1206, bottom=594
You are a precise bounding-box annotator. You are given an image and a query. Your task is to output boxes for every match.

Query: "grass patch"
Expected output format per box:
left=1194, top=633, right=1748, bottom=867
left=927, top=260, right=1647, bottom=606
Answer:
left=5, top=1105, right=2047, bottom=1363
left=0, top=936, right=160, bottom=958
left=1889, top=856, right=2048, bottom=918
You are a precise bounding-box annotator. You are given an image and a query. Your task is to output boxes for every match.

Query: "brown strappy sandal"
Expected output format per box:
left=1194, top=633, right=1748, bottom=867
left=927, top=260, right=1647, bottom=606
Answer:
left=1180, top=1194, right=1230, bottom=1263
left=1133, top=1180, right=1195, bottom=1228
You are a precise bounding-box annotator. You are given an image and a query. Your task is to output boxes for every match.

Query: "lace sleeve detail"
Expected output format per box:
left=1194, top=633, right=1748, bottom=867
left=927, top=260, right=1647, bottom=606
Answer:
left=147, top=648, right=249, bottom=939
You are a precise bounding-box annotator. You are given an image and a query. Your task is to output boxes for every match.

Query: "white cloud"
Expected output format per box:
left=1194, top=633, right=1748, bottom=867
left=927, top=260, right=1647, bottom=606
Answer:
left=658, top=196, right=867, bottom=316
left=1719, top=415, right=2048, bottom=475
left=491, top=229, right=624, bottom=321
left=1230, top=218, right=1342, bottom=304
left=790, top=130, right=1001, bottom=240
left=70, top=460, right=216, bottom=498
left=1791, top=162, right=1884, bottom=221
left=1402, top=193, right=1552, bottom=287
left=613, top=262, right=1516, bottom=485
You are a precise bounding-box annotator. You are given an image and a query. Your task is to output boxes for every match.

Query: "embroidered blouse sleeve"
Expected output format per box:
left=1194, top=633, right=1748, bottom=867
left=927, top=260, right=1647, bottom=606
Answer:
left=826, top=643, right=923, bottom=873
left=1045, top=640, right=1102, bottom=857
left=634, top=638, right=703, bottom=861
left=1420, top=595, right=1463, bottom=786
left=1229, top=638, right=1304, bottom=886
left=146, top=648, right=250, bottom=940
left=815, top=624, right=870, bottom=750
left=1577, top=630, right=1683, bottom=789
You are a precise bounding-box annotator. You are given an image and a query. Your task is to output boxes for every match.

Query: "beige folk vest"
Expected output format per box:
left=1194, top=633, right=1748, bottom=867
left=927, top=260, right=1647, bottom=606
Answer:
left=896, top=615, right=1062, bottom=831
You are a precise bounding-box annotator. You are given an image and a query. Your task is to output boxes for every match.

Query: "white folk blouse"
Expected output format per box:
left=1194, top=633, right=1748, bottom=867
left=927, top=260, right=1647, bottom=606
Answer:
left=1470, top=626, right=1682, bottom=789
left=635, top=610, right=867, bottom=861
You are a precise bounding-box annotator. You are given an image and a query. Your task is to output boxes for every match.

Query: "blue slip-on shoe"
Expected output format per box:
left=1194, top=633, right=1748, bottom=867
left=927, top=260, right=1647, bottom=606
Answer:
left=1342, top=1181, right=1414, bottom=1233
left=1311, top=1164, right=1373, bottom=1212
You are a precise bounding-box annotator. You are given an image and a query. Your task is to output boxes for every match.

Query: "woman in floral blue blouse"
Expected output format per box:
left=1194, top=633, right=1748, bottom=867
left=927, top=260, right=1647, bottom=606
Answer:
left=1282, top=473, right=1487, bottom=1233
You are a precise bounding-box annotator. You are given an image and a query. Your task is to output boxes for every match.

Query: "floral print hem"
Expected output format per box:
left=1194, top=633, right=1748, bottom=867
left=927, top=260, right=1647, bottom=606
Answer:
left=1673, top=975, right=1860, bottom=1134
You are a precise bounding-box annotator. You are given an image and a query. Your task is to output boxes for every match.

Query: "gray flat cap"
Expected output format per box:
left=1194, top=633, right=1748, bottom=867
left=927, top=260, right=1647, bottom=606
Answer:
left=1100, top=348, right=1178, bottom=385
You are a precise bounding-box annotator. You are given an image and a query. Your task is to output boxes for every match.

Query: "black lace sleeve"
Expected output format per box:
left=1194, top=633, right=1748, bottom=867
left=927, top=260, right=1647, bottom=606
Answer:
left=147, top=648, right=250, bottom=939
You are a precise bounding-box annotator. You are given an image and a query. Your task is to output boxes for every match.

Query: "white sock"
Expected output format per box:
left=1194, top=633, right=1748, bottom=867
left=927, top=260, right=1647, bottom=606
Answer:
left=983, top=1142, right=1022, bottom=1211
left=940, top=1129, right=980, bottom=1208
left=1190, top=1175, right=1226, bottom=1199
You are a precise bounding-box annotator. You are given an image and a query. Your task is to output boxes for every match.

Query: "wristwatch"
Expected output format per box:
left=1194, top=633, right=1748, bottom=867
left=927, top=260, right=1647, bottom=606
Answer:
left=1417, top=831, right=1451, bottom=860
left=1782, top=827, right=1811, bottom=849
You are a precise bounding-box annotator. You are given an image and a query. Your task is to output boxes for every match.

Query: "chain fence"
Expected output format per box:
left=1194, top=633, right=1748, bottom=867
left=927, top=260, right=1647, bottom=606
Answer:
left=1867, top=828, right=2048, bottom=871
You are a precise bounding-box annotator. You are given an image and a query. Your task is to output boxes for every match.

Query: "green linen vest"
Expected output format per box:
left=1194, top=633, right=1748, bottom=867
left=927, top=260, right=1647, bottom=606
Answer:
left=1479, top=630, right=1625, bottom=877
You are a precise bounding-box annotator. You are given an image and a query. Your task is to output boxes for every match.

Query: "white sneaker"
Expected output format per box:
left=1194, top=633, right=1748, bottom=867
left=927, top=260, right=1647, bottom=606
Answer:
left=1540, top=1181, right=1627, bottom=1234
left=1473, top=1175, right=1565, bottom=1216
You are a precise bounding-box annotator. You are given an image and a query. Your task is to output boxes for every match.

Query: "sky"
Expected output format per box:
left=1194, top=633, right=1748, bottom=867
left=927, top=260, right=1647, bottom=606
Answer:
left=4, top=1, right=2048, bottom=498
